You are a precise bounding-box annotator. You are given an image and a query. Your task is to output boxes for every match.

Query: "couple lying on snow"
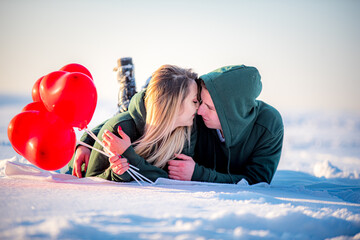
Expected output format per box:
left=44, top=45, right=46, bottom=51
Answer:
left=68, top=64, right=284, bottom=185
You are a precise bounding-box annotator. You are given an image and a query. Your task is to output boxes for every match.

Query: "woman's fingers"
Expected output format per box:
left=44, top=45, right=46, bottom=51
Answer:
left=109, top=155, right=125, bottom=164
left=103, top=130, right=115, bottom=140
left=109, top=155, right=129, bottom=175
left=117, top=126, right=130, bottom=141
left=72, top=146, right=91, bottom=178
left=112, top=162, right=129, bottom=175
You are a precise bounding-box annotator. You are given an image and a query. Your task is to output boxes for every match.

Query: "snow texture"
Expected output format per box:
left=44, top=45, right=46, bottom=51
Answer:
left=1, top=96, right=360, bottom=239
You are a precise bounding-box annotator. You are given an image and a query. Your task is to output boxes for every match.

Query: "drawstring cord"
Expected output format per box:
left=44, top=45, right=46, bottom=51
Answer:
left=227, top=148, right=235, bottom=184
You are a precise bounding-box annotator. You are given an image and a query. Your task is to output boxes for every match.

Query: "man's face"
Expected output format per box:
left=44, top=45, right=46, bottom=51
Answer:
left=197, top=88, right=222, bottom=130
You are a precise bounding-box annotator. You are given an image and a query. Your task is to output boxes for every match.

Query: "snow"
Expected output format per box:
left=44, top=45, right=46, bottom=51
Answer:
left=1, top=96, right=360, bottom=239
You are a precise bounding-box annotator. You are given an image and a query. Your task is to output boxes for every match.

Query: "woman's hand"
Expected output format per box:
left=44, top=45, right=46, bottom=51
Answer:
left=102, top=126, right=131, bottom=156
left=109, top=155, right=129, bottom=175
left=72, top=146, right=91, bottom=178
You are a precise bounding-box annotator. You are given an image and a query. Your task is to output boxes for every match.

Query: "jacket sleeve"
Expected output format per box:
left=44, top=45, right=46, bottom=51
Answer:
left=67, top=119, right=109, bottom=174
left=85, top=140, right=134, bottom=182
left=87, top=146, right=168, bottom=182
left=85, top=120, right=168, bottom=182
left=122, top=146, right=168, bottom=181
left=191, top=129, right=284, bottom=185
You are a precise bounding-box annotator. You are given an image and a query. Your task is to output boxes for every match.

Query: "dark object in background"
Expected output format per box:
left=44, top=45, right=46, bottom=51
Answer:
left=142, top=76, right=151, bottom=90
left=114, top=57, right=137, bottom=113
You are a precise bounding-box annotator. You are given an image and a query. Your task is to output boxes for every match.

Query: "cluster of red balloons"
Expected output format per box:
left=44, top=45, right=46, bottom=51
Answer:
left=8, top=63, right=97, bottom=171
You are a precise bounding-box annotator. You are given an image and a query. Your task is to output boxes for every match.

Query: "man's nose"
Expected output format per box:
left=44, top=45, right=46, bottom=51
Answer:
left=197, top=103, right=205, bottom=115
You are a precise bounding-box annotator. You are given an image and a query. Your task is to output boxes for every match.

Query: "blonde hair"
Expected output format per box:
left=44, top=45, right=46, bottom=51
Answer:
left=133, top=65, right=198, bottom=168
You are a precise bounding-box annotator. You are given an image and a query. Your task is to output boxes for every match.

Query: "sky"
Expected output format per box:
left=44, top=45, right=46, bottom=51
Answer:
left=0, top=0, right=359, bottom=112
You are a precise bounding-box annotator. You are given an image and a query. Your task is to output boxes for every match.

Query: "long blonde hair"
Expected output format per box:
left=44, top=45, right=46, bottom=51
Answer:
left=133, top=65, right=198, bottom=168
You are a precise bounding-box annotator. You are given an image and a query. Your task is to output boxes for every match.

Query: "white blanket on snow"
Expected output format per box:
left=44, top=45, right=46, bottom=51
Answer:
left=1, top=157, right=255, bottom=187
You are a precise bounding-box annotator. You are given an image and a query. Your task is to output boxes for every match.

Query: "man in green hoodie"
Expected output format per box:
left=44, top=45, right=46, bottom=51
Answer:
left=168, top=65, right=284, bottom=185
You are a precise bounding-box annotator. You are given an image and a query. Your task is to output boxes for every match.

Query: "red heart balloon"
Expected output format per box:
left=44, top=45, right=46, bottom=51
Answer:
left=8, top=111, right=37, bottom=155
left=8, top=110, right=76, bottom=171
left=10, top=102, right=48, bottom=154
left=31, top=76, right=44, bottom=102
left=39, top=71, right=69, bottom=91
left=22, top=101, right=48, bottom=113
left=59, top=63, right=93, bottom=80
left=40, top=71, right=97, bottom=129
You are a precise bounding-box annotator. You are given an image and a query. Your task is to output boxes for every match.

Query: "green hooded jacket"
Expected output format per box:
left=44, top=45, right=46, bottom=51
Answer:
left=83, top=90, right=197, bottom=182
left=192, top=65, right=284, bottom=185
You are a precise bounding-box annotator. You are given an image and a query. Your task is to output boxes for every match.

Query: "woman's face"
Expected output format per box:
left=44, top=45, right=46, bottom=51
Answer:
left=174, top=80, right=199, bottom=128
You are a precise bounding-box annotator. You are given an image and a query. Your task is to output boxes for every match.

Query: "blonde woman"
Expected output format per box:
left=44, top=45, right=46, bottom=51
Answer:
left=73, top=65, right=199, bottom=182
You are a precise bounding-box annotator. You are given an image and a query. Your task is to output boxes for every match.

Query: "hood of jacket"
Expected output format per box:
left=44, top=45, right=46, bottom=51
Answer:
left=199, top=65, right=262, bottom=148
left=127, top=89, right=147, bottom=135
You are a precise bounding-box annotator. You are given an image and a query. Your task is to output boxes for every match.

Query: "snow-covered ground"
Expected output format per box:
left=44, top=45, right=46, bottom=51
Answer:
left=1, top=94, right=360, bottom=239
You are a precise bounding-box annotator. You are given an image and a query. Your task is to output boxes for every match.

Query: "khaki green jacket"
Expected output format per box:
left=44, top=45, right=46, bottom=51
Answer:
left=81, top=90, right=197, bottom=182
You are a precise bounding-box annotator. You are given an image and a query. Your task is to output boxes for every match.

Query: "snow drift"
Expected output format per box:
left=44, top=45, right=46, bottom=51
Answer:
left=1, top=96, right=360, bottom=239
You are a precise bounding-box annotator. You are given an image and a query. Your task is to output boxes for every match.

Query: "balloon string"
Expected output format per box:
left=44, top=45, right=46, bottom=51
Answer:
left=84, top=128, right=111, bottom=153
left=128, top=167, right=154, bottom=184
left=77, top=140, right=140, bottom=171
left=77, top=140, right=110, bottom=157
left=127, top=168, right=142, bottom=186
left=83, top=127, right=153, bottom=185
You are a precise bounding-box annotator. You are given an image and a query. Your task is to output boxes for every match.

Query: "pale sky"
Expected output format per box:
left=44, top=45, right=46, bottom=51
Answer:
left=1, top=0, right=359, bottom=112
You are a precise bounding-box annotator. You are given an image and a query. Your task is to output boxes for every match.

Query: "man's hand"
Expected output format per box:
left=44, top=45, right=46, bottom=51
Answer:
left=168, top=154, right=195, bottom=181
left=102, top=126, right=131, bottom=156
left=72, top=146, right=91, bottom=178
